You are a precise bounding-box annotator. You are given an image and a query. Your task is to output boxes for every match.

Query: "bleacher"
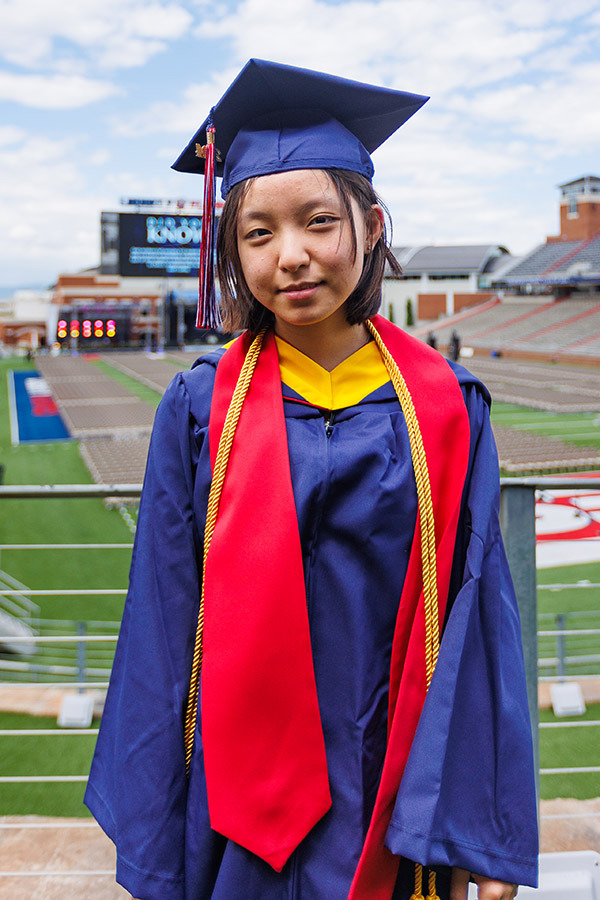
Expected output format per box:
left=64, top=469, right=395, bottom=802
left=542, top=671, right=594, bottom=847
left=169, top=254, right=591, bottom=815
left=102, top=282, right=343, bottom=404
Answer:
left=474, top=298, right=600, bottom=351
left=547, top=234, right=600, bottom=279
left=568, top=334, right=600, bottom=357
left=512, top=303, right=600, bottom=353
left=501, top=241, right=581, bottom=284
left=416, top=294, right=600, bottom=360
left=415, top=298, right=550, bottom=346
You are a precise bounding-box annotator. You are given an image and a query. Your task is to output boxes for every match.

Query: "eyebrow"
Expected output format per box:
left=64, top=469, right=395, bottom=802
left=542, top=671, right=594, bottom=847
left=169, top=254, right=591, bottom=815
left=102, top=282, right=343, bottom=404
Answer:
left=238, top=196, right=343, bottom=225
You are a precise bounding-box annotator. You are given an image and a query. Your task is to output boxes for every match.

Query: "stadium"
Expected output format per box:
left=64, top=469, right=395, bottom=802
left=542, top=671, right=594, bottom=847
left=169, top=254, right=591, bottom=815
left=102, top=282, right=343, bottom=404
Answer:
left=1, top=175, right=600, bottom=896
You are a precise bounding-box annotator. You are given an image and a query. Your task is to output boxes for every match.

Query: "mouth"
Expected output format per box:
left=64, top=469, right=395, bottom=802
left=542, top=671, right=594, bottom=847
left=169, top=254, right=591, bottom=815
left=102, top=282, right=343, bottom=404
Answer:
left=279, top=281, right=322, bottom=298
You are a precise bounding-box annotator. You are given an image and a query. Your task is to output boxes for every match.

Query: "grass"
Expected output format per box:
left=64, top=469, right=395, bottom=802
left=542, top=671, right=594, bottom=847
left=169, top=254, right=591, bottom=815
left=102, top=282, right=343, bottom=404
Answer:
left=0, top=357, right=133, bottom=632
left=492, top=401, right=600, bottom=450
left=539, top=703, right=600, bottom=800
left=0, top=711, right=94, bottom=816
left=90, top=358, right=162, bottom=408
left=537, top=560, right=600, bottom=616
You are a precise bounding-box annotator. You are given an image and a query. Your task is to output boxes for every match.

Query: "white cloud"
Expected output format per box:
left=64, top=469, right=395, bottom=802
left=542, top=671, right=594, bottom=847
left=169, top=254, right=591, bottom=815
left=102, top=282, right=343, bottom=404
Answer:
left=112, top=72, right=238, bottom=136
left=0, top=70, right=118, bottom=109
left=0, top=0, right=193, bottom=71
left=0, top=133, right=102, bottom=282
left=450, top=61, right=600, bottom=151
left=0, top=124, right=27, bottom=146
left=89, top=149, right=111, bottom=165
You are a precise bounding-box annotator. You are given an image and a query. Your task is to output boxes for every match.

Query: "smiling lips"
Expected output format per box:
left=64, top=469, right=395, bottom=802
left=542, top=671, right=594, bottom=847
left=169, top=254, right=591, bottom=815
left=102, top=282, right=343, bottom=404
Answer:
left=279, top=281, right=322, bottom=298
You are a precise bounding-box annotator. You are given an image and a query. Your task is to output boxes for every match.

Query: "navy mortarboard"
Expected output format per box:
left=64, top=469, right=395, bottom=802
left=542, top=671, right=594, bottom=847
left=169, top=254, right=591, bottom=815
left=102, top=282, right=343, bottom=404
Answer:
left=172, top=59, right=428, bottom=327
left=172, top=58, right=428, bottom=194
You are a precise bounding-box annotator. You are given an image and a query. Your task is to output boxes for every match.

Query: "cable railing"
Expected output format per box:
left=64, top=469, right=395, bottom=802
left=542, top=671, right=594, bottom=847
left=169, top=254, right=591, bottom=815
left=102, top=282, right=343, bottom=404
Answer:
left=0, top=480, right=598, bottom=887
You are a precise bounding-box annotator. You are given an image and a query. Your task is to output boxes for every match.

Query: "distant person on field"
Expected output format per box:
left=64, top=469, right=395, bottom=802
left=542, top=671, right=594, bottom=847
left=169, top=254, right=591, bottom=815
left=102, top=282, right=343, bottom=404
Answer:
left=450, top=329, right=461, bottom=362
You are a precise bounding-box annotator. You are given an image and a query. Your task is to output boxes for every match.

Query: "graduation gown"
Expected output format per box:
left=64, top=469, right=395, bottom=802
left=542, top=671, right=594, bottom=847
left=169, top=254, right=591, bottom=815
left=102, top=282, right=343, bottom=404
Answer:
left=84, top=335, right=538, bottom=900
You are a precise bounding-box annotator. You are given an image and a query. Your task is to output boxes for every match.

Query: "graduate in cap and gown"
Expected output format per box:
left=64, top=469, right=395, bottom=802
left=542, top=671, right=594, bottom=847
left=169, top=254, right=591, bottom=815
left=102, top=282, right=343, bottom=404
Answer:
left=85, top=59, right=538, bottom=900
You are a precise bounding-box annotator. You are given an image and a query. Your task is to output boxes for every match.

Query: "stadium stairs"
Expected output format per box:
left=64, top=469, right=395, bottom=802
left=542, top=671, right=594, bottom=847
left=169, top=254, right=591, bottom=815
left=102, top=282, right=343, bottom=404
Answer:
left=412, top=293, right=600, bottom=366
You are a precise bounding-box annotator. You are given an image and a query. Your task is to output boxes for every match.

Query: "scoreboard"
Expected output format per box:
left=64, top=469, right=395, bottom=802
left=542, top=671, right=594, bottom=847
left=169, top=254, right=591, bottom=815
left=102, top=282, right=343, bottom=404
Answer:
left=55, top=309, right=131, bottom=347
left=101, top=210, right=204, bottom=277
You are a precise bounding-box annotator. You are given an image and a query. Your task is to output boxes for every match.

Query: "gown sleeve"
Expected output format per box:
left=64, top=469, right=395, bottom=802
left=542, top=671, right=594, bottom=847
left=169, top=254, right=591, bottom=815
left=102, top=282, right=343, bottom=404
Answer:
left=84, top=372, right=206, bottom=900
left=384, top=379, right=539, bottom=889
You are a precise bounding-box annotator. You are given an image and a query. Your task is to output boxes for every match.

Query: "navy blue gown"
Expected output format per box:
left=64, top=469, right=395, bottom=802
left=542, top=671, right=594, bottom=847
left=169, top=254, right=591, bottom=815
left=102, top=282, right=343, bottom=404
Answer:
left=85, top=345, right=538, bottom=900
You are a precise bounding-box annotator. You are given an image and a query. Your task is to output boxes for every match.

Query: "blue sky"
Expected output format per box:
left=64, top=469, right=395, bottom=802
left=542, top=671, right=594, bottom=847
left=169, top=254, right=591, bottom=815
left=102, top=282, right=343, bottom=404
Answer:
left=1, top=0, right=599, bottom=288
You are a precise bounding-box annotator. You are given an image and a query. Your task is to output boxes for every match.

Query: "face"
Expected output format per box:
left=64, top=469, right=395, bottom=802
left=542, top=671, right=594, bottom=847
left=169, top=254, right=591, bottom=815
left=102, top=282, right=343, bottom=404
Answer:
left=236, top=169, right=382, bottom=336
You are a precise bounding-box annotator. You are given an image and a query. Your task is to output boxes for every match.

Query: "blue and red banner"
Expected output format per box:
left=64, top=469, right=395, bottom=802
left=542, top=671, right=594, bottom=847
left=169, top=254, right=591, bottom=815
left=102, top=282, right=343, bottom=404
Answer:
left=8, top=370, right=70, bottom=445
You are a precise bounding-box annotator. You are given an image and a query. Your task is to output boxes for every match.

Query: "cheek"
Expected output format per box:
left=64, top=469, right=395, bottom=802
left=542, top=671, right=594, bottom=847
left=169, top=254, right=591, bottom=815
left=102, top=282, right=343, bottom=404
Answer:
left=327, top=247, right=362, bottom=287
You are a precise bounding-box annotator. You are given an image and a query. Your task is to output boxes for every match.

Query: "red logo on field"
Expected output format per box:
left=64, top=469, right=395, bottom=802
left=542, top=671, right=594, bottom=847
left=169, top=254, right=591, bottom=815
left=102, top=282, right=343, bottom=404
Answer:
left=536, top=490, right=600, bottom=542
left=30, top=395, right=59, bottom=417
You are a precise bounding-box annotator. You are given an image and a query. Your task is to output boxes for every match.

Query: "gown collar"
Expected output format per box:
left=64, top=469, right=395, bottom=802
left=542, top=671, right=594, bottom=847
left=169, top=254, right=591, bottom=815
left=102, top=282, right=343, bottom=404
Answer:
left=274, top=335, right=389, bottom=409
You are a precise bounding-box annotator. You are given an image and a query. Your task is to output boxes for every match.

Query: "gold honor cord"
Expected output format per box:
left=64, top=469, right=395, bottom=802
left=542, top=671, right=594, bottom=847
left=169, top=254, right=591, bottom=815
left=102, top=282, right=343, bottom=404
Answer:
left=365, top=320, right=440, bottom=900
left=184, top=328, right=267, bottom=774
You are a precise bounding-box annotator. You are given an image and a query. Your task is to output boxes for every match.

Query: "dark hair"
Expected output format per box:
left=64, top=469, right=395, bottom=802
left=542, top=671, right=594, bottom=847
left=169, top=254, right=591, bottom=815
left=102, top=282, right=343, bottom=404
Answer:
left=216, top=168, right=402, bottom=333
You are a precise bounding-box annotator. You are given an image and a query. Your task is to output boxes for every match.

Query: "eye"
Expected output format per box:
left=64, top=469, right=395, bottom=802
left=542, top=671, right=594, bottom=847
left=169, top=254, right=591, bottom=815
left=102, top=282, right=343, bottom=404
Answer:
left=309, top=214, right=338, bottom=227
left=244, top=227, right=271, bottom=240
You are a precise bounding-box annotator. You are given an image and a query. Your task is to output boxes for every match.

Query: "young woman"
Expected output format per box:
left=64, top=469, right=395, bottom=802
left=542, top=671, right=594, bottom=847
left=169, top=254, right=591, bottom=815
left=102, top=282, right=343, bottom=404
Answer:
left=85, top=60, right=538, bottom=900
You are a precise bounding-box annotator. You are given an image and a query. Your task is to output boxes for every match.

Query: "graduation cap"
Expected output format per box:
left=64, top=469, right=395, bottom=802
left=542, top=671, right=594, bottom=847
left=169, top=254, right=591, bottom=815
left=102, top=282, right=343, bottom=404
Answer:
left=172, top=59, right=428, bottom=328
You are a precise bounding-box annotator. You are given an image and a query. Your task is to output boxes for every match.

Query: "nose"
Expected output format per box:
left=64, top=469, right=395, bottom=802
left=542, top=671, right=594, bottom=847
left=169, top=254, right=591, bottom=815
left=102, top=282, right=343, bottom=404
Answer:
left=277, top=228, right=310, bottom=272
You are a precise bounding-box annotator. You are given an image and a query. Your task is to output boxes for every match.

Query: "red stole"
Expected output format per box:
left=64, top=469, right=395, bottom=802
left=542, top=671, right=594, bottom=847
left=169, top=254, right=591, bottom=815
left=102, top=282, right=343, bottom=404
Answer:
left=202, top=316, right=470, bottom=895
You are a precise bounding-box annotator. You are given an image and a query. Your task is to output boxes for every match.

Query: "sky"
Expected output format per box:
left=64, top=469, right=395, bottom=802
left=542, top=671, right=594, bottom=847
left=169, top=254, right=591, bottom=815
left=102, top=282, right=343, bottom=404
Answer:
left=1, top=0, right=599, bottom=289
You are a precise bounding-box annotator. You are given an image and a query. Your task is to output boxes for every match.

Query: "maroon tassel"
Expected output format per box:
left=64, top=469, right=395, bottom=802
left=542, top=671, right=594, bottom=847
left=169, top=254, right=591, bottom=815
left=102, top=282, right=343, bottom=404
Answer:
left=196, top=117, right=221, bottom=329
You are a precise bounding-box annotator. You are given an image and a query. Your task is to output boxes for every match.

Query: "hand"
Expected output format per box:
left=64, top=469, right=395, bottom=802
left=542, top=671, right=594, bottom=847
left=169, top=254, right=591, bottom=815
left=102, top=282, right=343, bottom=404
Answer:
left=450, top=867, right=518, bottom=900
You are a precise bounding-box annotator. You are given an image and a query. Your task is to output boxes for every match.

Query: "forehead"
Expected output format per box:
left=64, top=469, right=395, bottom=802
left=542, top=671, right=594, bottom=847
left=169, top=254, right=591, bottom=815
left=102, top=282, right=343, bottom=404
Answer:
left=238, top=169, right=341, bottom=216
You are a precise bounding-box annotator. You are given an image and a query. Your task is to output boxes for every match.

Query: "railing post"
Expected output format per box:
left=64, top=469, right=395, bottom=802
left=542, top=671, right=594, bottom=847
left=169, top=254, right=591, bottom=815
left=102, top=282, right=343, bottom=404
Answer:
left=556, top=613, right=566, bottom=679
left=500, top=483, right=539, bottom=802
left=77, top=621, right=87, bottom=691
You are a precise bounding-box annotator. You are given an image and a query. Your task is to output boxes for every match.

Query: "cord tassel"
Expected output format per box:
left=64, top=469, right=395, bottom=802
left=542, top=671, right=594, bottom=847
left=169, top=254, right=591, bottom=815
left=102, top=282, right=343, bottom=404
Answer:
left=196, top=113, right=221, bottom=329
left=426, top=867, right=440, bottom=900
left=410, top=862, right=424, bottom=900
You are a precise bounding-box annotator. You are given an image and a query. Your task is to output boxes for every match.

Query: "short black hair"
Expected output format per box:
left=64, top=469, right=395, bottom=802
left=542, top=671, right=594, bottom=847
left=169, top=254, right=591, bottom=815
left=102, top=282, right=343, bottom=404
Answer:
left=216, top=168, right=401, bottom=333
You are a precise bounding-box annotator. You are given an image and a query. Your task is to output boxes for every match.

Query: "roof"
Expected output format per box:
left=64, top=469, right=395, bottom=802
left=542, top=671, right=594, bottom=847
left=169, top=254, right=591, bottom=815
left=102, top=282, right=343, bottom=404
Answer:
left=391, top=245, right=510, bottom=276
left=558, top=174, right=600, bottom=189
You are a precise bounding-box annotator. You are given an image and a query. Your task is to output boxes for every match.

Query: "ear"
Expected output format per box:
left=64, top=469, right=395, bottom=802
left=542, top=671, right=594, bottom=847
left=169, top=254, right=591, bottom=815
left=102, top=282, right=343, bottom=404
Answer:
left=365, top=205, right=384, bottom=253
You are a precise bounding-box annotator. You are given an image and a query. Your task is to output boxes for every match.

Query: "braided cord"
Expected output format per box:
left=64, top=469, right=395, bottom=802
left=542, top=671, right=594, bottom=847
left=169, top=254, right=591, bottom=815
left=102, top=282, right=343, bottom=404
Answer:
left=184, top=329, right=267, bottom=774
left=366, top=321, right=441, bottom=900
left=409, top=861, right=424, bottom=899
left=427, top=867, right=441, bottom=899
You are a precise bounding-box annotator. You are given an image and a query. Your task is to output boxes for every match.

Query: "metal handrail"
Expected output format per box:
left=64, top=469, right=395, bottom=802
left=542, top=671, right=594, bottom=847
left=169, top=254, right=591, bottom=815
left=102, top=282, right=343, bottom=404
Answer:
left=0, top=481, right=598, bottom=836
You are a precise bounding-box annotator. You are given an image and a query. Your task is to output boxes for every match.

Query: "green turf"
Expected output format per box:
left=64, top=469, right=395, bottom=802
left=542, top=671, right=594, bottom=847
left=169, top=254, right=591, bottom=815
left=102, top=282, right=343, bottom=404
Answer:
left=539, top=703, right=600, bottom=800
left=0, top=357, right=133, bottom=631
left=537, top=561, right=600, bottom=614
left=0, top=711, right=94, bottom=816
left=492, top=402, right=600, bottom=451
left=90, top=358, right=162, bottom=408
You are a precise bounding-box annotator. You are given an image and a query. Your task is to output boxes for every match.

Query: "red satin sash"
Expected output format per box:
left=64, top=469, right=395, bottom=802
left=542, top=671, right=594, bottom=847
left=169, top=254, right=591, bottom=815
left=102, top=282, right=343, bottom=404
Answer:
left=202, top=316, right=470, bottom=894
left=203, top=328, right=331, bottom=872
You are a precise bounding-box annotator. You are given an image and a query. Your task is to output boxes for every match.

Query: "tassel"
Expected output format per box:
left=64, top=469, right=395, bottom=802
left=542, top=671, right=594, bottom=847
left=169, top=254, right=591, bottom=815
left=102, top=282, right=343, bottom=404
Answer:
left=196, top=111, right=221, bottom=330
left=410, top=862, right=425, bottom=900
left=426, top=867, right=440, bottom=900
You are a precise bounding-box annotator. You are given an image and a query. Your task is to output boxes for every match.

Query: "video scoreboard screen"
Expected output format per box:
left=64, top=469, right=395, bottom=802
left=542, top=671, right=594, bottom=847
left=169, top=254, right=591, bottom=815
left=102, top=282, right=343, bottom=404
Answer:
left=101, top=210, right=205, bottom=277
left=56, top=309, right=131, bottom=346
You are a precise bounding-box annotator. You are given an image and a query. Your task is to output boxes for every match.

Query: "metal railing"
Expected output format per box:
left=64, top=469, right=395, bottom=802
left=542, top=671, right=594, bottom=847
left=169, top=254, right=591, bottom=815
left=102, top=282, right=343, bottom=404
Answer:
left=0, top=480, right=598, bottom=884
